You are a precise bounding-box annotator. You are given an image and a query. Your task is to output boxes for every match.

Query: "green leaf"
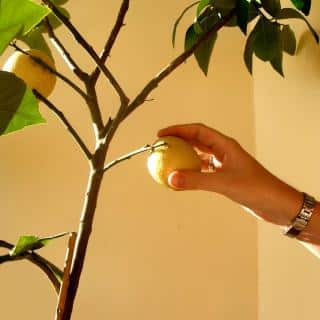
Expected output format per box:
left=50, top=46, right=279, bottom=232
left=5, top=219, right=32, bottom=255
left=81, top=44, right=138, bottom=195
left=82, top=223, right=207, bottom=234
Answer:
left=213, top=0, right=236, bottom=9
left=290, top=0, right=311, bottom=15
left=281, top=24, right=296, bottom=55
left=253, top=17, right=281, bottom=61
left=0, top=25, right=22, bottom=54
left=172, top=1, right=200, bottom=47
left=194, top=8, right=221, bottom=33
left=277, top=8, right=318, bottom=43
left=10, top=236, right=40, bottom=256
left=52, top=0, right=69, bottom=4
left=0, top=71, right=45, bottom=135
left=0, top=0, right=50, bottom=54
left=19, top=28, right=53, bottom=59
left=236, top=0, right=250, bottom=34
left=244, top=20, right=260, bottom=74
left=197, top=0, right=213, bottom=16
left=185, top=24, right=218, bottom=75
left=10, top=232, right=69, bottom=256
left=270, top=50, right=284, bottom=77
left=261, top=0, right=281, bottom=16
left=47, top=6, right=71, bottom=30
left=270, top=25, right=284, bottom=76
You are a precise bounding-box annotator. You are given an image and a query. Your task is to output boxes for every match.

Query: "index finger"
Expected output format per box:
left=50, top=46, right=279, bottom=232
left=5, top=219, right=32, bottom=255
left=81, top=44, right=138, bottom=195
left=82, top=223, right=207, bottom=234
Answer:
left=157, top=123, right=230, bottom=161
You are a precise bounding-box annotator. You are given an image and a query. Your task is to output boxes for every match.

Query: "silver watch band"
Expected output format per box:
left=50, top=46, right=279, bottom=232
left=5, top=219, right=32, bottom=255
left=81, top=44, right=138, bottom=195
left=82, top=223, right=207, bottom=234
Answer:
left=283, top=193, right=317, bottom=238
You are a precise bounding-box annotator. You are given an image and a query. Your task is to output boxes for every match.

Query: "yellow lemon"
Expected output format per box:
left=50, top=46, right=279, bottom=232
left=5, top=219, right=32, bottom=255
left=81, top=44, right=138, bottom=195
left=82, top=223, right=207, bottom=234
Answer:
left=3, top=49, right=56, bottom=97
left=147, top=136, right=201, bottom=188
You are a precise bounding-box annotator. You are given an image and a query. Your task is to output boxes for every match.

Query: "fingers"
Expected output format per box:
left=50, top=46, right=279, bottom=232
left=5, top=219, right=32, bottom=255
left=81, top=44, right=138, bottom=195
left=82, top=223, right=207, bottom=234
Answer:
left=158, top=123, right=230, bottom=162
left=168, top=170, right=224, bottom=192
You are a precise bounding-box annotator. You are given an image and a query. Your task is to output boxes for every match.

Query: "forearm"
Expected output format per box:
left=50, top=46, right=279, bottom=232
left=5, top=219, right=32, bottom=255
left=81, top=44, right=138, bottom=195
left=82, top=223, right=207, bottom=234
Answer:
left=245, top=175, right=320, bottom=256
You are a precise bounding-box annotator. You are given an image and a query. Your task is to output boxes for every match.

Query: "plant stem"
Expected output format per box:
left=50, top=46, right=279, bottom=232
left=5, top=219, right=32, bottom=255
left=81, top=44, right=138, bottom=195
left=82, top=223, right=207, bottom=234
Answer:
left=0, top=240, right=62, bottom=294
left=91, top=0, right=129, bottom=85
left=103, top=142, right=167, bottom=172
left=84, top=82, right=104, bottom=137
left=45, top=18, right=89, bottom=81
left=55, top=233, right=77, bottom=320
left=59, top=146, right=107, bottom=320
left=42, top=0, right=129, bottom=105
left=10, top=42, right=88, bottom=101
left=122, top=9, right=236, bottom=120
left=34, top=90, right=92, bottom=160
left=55, top=7, right=236, bottom=320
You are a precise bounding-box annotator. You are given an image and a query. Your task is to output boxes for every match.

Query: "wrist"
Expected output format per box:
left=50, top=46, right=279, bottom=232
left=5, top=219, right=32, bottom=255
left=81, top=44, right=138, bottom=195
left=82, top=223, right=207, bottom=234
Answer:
left=255, top=179, right=303, bottom=226
left=296, top=200, right=320, bottom=245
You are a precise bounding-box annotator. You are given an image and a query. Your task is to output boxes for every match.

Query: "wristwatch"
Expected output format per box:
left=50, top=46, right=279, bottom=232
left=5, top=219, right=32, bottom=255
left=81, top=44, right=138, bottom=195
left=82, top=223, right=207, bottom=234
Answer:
left=283, top=193, right=317, bottom=238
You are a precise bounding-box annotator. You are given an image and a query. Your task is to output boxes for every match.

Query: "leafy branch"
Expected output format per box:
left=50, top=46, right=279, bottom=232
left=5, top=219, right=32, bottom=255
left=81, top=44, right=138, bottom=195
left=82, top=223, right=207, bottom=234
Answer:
left=123, top=8, right=236, bottom=120
left=0, top=239, right=63, bottom=294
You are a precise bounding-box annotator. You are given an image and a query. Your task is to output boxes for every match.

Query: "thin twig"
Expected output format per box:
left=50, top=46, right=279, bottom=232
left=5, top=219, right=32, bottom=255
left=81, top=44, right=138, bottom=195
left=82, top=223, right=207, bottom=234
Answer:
left=103, top=142, right=167, bottom=172
left=91, top=0, right=129, bottom=85
left=42, top=0, right=129, bottom=105
left=55, top=233, right=77, bottom=320
left=10, top=42, right=88, bottom=100
left=122, top=9, right=236, bottom=120
left=33, top=90, right=92, bottom=160
left=44, top=18, right=89, bottom=81
left=0, top=240, right=62, bottom=294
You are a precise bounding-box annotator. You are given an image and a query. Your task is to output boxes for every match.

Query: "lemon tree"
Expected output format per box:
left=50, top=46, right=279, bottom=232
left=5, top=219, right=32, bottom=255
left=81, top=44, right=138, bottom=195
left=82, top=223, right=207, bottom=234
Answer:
left=0, top=1, right=318, bottom=320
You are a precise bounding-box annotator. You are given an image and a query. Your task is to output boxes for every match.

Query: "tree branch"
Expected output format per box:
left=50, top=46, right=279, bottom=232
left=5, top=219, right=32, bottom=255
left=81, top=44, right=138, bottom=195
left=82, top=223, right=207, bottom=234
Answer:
left=91, top=0, right=129, bottom=85
left=0, top=240, right=62, bottom=294
left=55, top=233, right=77, bottom=320
left=44, top=18, right=89, bottom=82
left=42, top=0, right=129, bottom=105
left=122, top=9, right=236, bottom=120
left=33, top=90, right=92, bottom=160
left=85, top=82, right=105, bottom=137
left=103, top=142, right=167, bottom=172
left=10, top=42, right=88, bottom=101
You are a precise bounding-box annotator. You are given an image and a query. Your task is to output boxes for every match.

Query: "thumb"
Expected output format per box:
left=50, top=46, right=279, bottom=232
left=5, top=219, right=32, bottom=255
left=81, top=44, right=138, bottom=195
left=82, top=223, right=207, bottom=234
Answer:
left=168, top=170, right=222, bottom=192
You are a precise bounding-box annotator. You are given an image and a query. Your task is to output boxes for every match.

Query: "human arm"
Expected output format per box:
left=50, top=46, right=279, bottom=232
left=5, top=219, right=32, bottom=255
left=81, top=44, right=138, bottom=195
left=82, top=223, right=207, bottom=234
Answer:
left=158, top=123, right=320, bottom=256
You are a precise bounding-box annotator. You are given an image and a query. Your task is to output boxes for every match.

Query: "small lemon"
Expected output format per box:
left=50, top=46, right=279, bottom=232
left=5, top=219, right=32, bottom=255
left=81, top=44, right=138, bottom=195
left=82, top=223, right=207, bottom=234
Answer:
left=3, top=49, right=56, bottom=97
left=147, top=136, right=201, bottom=188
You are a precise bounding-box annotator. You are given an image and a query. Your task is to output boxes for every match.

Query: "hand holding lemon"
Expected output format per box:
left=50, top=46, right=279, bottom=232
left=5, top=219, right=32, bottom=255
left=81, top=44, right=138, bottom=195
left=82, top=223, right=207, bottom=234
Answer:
left=147, top=136, right=202, bottom=188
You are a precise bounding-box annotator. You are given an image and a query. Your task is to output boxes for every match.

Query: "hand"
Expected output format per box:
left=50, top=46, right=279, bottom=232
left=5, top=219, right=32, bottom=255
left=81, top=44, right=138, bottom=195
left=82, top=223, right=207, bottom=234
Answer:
left=158, top=123, right=303, bottom=226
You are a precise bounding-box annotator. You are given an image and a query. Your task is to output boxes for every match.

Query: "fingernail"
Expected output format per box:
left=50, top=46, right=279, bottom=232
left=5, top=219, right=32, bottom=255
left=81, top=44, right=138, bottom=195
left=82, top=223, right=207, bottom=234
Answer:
left=168, top=171, right=185, bottom=188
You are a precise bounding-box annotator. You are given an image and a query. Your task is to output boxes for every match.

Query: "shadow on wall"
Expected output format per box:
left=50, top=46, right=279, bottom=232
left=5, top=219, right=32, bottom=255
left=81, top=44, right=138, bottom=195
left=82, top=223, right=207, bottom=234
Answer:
left=297, top=29, right=320, bottom=79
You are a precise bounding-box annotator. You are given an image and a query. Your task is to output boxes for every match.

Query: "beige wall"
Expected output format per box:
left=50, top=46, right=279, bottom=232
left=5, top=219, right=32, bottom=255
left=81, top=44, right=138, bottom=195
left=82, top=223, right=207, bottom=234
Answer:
left=0, top=1, right=257, bottom=320
left=254, top=1, right=320, bottom=319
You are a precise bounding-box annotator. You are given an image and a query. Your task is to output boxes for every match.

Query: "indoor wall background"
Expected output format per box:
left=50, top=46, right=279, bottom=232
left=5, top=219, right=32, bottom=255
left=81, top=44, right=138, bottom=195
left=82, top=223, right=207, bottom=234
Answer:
left=254, top=0, right=320, bottom=319
left=0, top=1, right=257, bottom=320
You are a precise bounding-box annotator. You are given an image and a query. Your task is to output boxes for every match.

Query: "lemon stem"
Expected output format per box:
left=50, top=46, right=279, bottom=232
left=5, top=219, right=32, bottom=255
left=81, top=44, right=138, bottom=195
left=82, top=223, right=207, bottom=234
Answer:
left=103, top=142, right=167, bottom=172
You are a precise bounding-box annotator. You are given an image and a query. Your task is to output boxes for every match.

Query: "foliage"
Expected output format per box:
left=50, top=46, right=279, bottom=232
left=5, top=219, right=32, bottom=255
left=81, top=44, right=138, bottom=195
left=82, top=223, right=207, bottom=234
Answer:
left=173, top=0, right=318, bottom=76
